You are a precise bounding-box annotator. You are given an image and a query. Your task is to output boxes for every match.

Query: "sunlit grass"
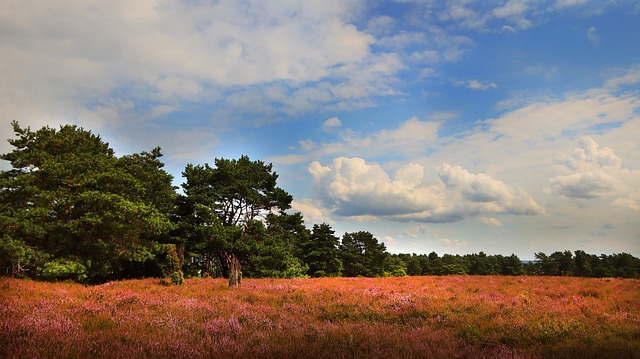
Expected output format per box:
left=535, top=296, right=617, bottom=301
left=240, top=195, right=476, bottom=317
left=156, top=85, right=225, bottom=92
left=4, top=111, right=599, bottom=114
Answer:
left=1, top=276, right=638, bottom=358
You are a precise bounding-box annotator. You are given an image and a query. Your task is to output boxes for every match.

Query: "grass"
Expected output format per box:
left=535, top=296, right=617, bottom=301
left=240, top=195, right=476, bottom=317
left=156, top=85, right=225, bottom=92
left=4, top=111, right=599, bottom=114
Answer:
left=1, top=276, right=639, bottom=358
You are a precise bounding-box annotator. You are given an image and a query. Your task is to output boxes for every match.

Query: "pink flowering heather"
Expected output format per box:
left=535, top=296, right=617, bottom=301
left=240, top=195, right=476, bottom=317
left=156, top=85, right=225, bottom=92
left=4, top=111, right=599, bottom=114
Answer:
left=0, top=276, right=638, bottom=358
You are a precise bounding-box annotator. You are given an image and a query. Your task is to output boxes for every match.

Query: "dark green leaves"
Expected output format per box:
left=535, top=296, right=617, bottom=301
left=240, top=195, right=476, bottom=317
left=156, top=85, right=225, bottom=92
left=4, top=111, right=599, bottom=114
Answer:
left=0, top=122, right=175, bottom=282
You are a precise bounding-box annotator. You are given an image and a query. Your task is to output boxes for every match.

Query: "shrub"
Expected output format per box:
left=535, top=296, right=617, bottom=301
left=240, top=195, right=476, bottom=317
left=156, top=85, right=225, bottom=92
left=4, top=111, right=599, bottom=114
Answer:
left=40, top=258, right=87, bottom=282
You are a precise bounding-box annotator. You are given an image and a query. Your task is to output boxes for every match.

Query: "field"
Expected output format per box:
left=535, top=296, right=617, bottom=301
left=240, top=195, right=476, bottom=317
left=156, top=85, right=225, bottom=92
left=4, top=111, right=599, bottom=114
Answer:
left=1, top=276, right=639, bottom=359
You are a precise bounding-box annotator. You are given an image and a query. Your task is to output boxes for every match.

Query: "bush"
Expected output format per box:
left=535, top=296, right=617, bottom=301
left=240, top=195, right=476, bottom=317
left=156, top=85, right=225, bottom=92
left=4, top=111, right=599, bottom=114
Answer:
left=40, top=258, right=87, bottom=282
left=162, top=244, right=184, bottom=285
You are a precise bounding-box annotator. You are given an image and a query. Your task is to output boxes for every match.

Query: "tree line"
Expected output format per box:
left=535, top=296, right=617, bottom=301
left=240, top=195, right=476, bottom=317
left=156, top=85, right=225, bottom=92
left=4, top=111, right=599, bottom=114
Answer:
left=1, top=122, right=639, bottom=285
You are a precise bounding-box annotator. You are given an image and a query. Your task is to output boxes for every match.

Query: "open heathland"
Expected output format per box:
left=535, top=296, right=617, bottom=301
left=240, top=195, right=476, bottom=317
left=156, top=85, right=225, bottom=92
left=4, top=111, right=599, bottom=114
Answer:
left=1, top=276, right=639, bottom=358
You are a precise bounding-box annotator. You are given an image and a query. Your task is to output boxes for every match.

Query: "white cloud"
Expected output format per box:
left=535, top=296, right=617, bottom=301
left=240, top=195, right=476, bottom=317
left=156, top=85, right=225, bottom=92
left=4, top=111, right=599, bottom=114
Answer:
left=479, top=217, right=503, bottom=226
left=322, top=117, right=342, bottom=132
left=290, top=199, right=333, bottom=225
left=550, top=171, right=616, bottom=199
left=308, top=157, right=544, bottom=223
left=612, top=196, right=640, bottom=212
left=0, top=0, right=388, bottom=154
left=438, top=163, right=545, bottom=216
left=603, top=65, right=640, bottom=89
left=493, top=0, right=528, bottom=18
left=279, top=70, right=640, bottom=234
left=492, top=0, right=532, bottom=29
left=550, top=137, right=640, bottom=205
left=554, top=137, right=622, bottom=172
left=308, top=157, right=440, bottom=217
left=337, top=116, right=440, bottom=157
left=586, top=26, right=601, bottom=44
left=440, top=1, right=487, bottom=30
left=272, top=116, right=441, bottom=166
left=466, top=80, right=498, bottom=91
left=484, top=90, right=638, bottom=144
left=554, top=0, right=588, bottom=9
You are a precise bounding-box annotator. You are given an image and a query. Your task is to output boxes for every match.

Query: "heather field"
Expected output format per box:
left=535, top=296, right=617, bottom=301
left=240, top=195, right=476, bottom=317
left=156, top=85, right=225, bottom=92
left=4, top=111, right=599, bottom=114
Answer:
left=1, top=276, right=639, bottom=359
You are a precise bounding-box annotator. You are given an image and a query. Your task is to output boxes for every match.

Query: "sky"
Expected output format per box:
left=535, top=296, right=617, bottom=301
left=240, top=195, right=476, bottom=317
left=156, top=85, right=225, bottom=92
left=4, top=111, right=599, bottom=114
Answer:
left=1, top=0, right=639, bottom=259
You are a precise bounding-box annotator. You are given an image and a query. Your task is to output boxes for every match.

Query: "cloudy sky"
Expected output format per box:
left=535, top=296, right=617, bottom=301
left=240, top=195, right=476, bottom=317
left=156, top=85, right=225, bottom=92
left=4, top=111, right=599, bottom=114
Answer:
left=2, top=0, right=639, bottom=258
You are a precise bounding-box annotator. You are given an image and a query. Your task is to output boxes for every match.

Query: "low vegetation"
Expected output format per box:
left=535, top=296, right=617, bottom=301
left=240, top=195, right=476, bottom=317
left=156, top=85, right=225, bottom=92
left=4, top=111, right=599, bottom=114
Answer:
left=1, top=276, right=638, bottom=358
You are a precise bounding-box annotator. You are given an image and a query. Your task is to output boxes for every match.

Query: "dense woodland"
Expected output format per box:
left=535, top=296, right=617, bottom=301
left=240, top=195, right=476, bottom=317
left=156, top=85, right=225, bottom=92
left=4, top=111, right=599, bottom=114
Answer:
left=1, top=122, right=639, bottom=285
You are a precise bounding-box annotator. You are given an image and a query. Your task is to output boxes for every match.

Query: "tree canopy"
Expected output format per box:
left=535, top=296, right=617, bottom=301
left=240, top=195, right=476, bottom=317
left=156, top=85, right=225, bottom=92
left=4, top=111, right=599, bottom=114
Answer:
left=0, top=122, right=175, bottom=282
left=178, top=156, right=293, bottom=286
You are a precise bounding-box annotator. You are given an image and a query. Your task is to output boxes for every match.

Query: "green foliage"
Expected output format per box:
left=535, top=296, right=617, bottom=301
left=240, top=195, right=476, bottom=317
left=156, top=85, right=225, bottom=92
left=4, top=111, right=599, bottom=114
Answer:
left=340, top=231, right=388, bottom=277
left=178, top=155, right=293, bottom=285
left=162, top=244, right=184, bottom=285
left=383, top=255, right=407, bottom=277
left=0, top=122, right=175, bottom=283
left=528, top=251, right=640, bottom=278
left=298, top=223, right=343, bottom=277
left=244, top=217, right=310, bottom=278
left=0, top=235, right=38, bottom=277
left=40, top=258, right=87, bottom=282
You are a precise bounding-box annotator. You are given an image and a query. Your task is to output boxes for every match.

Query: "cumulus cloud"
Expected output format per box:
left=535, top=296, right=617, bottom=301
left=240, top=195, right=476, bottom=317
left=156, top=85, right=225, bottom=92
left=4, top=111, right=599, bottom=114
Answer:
left=290, top=199, right=333, bottom=225
left=550, top=172, right=615, bottom=199
left=438, top=163, right=545, bottom=216
left=551, top=137, right=640, bottom=208
left=308, top=157, right=544, bottom=223
left=551, top=137, right=620, bottom=199
left=555, top=137, right=622, bottom=171
left=308, top=157, right=440, bottom=217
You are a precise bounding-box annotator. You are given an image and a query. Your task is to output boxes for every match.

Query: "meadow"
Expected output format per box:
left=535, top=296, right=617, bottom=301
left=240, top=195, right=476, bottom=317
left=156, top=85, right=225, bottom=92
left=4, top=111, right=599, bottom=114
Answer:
left=1, top=276, right=638, bottom=359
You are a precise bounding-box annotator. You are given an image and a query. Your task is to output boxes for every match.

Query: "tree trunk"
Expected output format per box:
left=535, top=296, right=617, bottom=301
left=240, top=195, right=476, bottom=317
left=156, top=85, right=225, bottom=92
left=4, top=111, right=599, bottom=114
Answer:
left=176, top=241, right=185, bottom=268
left=228, top=255, right=241, bottom=287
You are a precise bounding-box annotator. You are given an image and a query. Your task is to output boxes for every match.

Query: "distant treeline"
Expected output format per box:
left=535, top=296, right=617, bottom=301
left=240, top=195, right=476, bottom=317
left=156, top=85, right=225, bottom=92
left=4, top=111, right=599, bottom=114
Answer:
left=390, top=251, right=640, bottom=278
left=2, top=122, right=639, bottom=284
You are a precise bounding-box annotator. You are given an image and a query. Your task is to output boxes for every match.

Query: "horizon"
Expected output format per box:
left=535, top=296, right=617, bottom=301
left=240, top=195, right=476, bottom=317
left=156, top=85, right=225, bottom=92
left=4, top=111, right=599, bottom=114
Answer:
left=1, top=0, right=639, bottom=258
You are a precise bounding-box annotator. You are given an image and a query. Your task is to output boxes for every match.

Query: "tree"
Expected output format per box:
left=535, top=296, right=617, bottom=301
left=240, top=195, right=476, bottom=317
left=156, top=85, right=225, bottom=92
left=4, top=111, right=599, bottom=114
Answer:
left=0, top=122, right=174, bottom=282
left=499, top=254, right=523, bottom=275
left=574, top=250, right=593, bottom=277
left=550, top=250, right=576, bottom=276
left=242, top=213, right=309, bottom=279
left=340, top=231, right=388, bottom=277
left=383, top=254, right=408, bottom=277
left=610, top=253, right=640, bottom=278
left=534, top=252, right=557, bottom=276
left=425, top=252, right=444, bottom=275
left=441, top=254, right=467, bottom=275
left=403, top=254, right=423, bottom=276
left=298, top=223, right=343, bottom=277
left=254, top=212, right=310, bottom=278
left=180, top=156, right=292, bottom=286
left=467, top=252, right=499, bottom=275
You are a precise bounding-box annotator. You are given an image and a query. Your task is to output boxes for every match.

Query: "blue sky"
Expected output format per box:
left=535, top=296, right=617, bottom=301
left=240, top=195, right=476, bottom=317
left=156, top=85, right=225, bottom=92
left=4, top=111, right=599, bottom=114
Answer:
left=2, top=0, right=639, bottom=258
